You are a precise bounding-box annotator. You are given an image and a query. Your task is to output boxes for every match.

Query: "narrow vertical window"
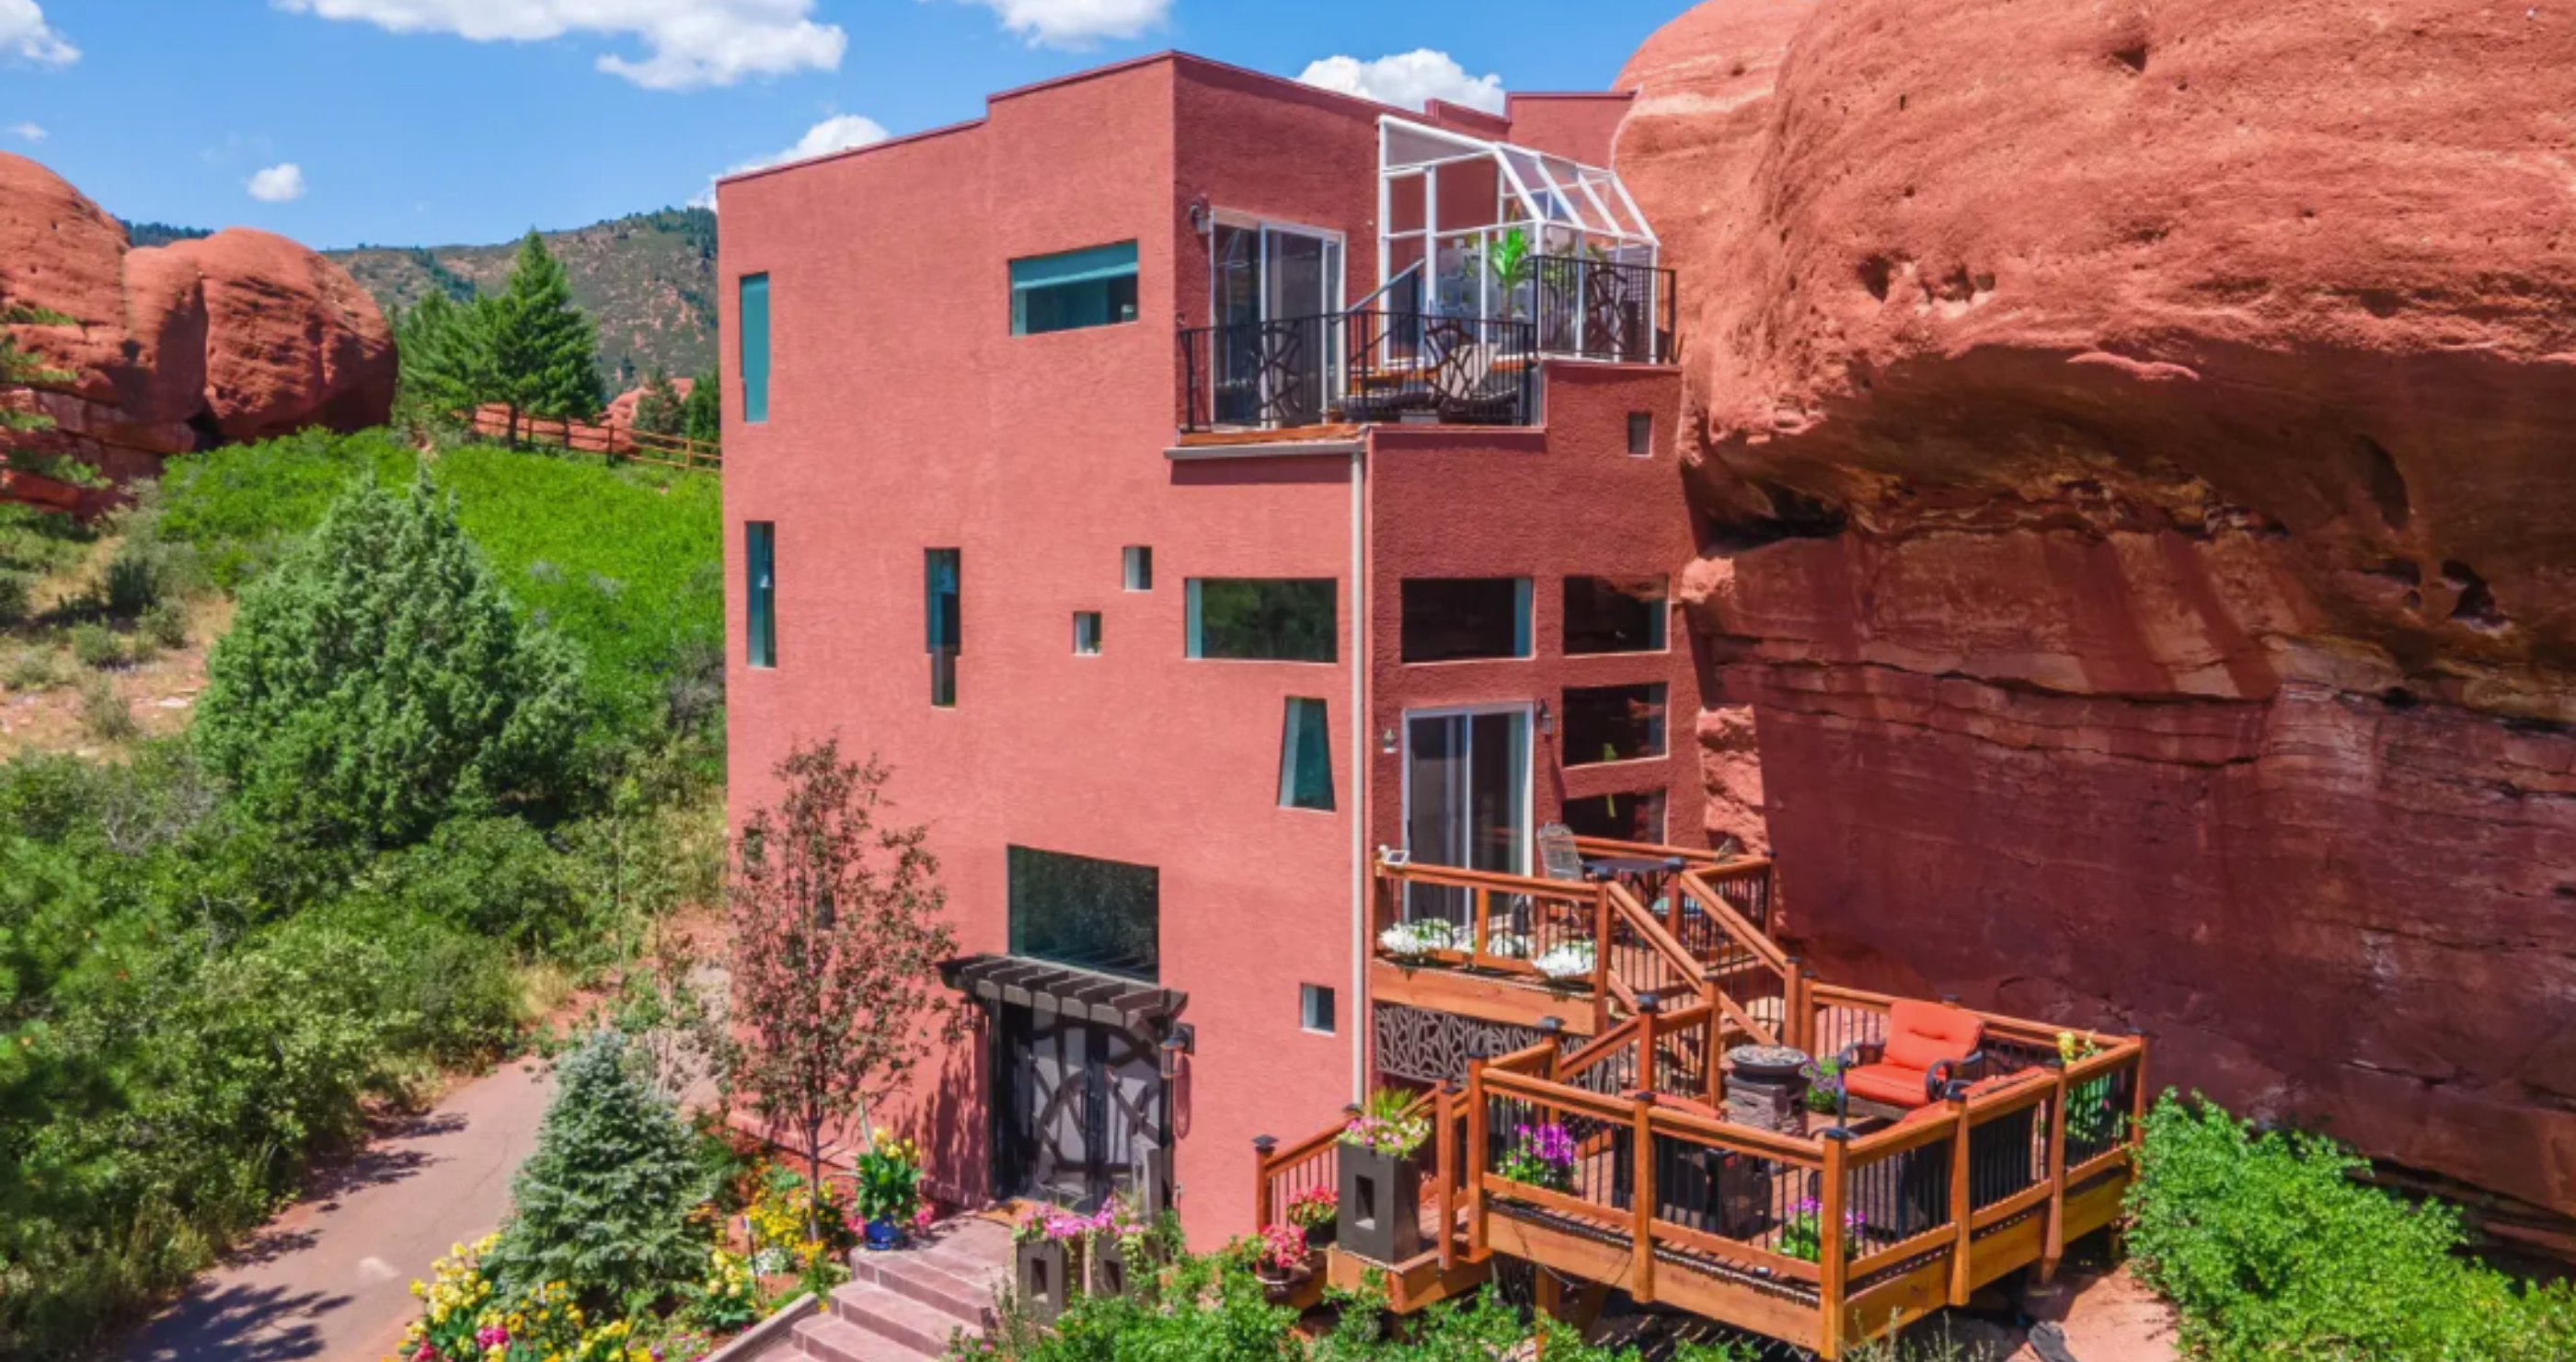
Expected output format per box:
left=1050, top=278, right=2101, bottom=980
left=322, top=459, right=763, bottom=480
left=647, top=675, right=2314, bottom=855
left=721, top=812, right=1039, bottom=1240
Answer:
left=1073, top=611, right=1102, bottom=655
left=745, top=521, right=776, bottom=669
left=1123, top=546, right=1153, bottom=592
left=926, top=548, right=960, bottom=707
left=1627, top=411, right=1652, bottom=456
left=1279, top=698, right=1334, bottom=811
left=739, top=274, right=771, bottom=425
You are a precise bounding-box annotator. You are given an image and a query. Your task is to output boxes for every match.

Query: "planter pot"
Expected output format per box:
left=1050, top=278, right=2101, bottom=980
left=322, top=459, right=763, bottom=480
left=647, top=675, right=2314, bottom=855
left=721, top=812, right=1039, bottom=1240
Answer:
left=1014, top=1237, right=1083, bottom=1325
left=862, top=1218, right=906, bottom=1252
left=1298, top=1218, right=1338, bottom=1249
left=1337, top=1143, right=1423, bottom=1266
left=1091, top=1234, right=1153, bottom=1298
left=1254, top=1263, right=1314, bottom=1304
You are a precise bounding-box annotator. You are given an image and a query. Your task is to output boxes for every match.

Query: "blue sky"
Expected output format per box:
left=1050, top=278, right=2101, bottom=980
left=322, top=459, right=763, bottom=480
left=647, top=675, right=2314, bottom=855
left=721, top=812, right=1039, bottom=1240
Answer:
left=1, top=0, right=1685, bottom=250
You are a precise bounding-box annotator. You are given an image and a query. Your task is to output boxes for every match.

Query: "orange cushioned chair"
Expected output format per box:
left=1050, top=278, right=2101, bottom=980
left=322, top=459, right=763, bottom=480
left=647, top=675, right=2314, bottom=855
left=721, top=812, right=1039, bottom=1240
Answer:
left=1838, top=1000, right=1985, bottom=1118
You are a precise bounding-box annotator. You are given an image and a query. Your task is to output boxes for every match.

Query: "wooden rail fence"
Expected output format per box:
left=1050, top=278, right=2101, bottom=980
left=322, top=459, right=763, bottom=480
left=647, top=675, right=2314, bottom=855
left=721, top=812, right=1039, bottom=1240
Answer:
left=462, top=406, right=721, bottom=472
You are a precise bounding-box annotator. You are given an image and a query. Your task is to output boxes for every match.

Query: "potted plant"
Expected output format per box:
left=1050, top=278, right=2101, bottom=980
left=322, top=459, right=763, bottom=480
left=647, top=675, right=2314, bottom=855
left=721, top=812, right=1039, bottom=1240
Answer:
left=1336, top=1088, right=1431, bottom=1264
left=1011, top=1205, right=1087, bottom=1324
left=1776, top=1196, right=1865, bottom=1264
left=1496, top=1122, right=1578, bottom=1193
left=1086, top=1199, right=1155, bottom=1298
left=1377, top=918, right=1459, bottom=964
left=2058, top=1030, right=2119, bottom=1148
left=1250, top=1222, right=1312, bottom=1302
left=1800, top=1056, right=1846, bottom=1115
left=1284, top=1185, right=1339, bottom=1249
left=1532, top=941, right=1595, bottom=990
left=852, top=1128, right=924, bottom=1252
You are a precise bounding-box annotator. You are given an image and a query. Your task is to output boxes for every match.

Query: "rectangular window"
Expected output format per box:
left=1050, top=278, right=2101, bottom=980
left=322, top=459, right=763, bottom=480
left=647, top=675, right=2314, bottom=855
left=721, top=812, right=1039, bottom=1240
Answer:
left=1400, top=578, right=1531, bottom=664
left=1279, top=698, right=1334, bottom=811
left=926, top=548, right=960, bottom=707
left=745, top=521, right=776, bottom=669
left=1186, top=579, right=1337, bottom=662
left=1561, top=791, right=1668, bottom=845
left=739, top=274, right=771, bottom=424
left=1122, top=546, right=1153, bottom=592
left=1301, top=983, right=1336, bottom=1035
left=1627, top=411, right=1653, bottom=456
left=1008, top=846, right=1159, bottom=982
left=1563, top=575, right=1669, bottom=654
left=1561, top=682, right=1668, bottom=766
left=1010, top=242, right=1140, bottom=336
left=1073, top=611, right=1102, bottom=655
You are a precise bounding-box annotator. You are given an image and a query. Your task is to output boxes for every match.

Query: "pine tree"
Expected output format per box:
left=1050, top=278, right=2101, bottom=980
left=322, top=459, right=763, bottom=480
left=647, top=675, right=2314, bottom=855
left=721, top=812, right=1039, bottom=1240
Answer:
left=392, top=290, right=499, bottom=425
left=631, top=368, right=684, bottom=437
left=680, top=369, right=722, bottom=447
left=1, top=303, right=74, bottom=437
left=196, top=475, right=584, bottom=847
left=489, top=231, right=604, bottom=437
left=487, top=1028, right=712, bottom=1306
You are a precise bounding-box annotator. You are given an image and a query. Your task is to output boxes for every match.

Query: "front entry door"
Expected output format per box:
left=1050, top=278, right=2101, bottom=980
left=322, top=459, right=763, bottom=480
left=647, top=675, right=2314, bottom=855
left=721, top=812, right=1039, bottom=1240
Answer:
left=1401, top=707, right=1533, bottom=924
left=997, top=1005, right=1165, bottom=1210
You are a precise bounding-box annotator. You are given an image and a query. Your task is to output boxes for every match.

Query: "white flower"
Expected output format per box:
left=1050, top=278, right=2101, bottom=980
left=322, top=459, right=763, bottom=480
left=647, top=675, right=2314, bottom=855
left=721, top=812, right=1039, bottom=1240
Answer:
left=1378, top=918, right=1462, bottom=958
left=1532, top=942, right=1596, bottom=981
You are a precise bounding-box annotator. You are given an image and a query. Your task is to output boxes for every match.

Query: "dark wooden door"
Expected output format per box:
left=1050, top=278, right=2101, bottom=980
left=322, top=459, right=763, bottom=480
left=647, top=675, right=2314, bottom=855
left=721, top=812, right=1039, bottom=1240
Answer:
left=997, top=1005, right=1165, bottom=1210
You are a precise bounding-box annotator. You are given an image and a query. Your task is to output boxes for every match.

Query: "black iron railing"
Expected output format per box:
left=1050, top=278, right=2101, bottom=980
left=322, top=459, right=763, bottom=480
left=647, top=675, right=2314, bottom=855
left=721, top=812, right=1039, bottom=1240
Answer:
left=1528, top=255, right=1676, bottom=364
left=1178, top=309, right=1537, bottom=433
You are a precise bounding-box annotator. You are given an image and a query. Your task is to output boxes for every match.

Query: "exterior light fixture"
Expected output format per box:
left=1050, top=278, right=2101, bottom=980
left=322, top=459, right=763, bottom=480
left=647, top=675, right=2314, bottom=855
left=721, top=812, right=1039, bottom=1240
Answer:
left=1537, top=700, right=1555, bottom=736
left=1380, top=727, right=1398, bottom=755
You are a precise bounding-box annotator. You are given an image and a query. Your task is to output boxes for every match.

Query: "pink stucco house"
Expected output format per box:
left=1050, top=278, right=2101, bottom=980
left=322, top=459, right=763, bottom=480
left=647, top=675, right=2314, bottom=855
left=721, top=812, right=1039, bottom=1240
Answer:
left=718, top=52, right=1701, bottom=1246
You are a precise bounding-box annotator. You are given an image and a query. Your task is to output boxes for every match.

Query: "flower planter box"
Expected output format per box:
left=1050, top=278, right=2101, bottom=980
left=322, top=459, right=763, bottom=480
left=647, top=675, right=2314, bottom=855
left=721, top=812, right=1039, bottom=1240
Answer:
left=1337, top=1144, right=1423, bottom=1265
left=1015, top=1236, right=1082, bottom=1324
left=1090, top=1234, right=1157, bottom=1299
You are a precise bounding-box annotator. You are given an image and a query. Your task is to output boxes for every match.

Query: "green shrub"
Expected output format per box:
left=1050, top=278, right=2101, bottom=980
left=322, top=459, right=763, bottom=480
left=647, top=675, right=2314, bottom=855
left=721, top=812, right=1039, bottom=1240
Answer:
left=487, top=1028, right=712, bottom=1306
left=2128, top=1095, right=2576, bottom=1362
left=68, top=624, right=121, bottom=669
left=5, top=648, right=62, bottom=690
left=100, top=541, right=163, bottom=618
left=75, top=674, right=133, bottom=741
left=140, top=600, right=187, bottom=650
left=157, top=428, right=418, bottom=588
left=361, top=815, right=582, bottom=950
left=0, top=570, right=30, bottom=628
left=303, top=899, right=524, bottom=1065
left=197, top=476, right=584, bottom=848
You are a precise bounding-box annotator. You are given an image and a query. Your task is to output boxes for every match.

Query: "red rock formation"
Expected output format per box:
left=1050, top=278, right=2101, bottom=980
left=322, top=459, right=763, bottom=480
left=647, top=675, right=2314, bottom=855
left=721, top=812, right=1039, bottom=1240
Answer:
left=0, top=152, right=395, bottom=490
left=603, top=375, right=693, bottom=431
left=1618, top=0, right=2576, bottom=1239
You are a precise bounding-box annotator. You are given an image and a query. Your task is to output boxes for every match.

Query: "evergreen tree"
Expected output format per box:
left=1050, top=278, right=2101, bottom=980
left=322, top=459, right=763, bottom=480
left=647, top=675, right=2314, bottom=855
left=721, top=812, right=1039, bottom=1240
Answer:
left=489, top=231, right=604, bottom=436
left=631, top=368, right=684, bottom=437
left=1, top=303, right=74, bottom=437
left=680, top=370, right=722, bottom=447
left=196, top=476, right=584, bottom=848
left=391, top=290, right=498, bottom=424
left=487, top=1028, right=712, bottom=1306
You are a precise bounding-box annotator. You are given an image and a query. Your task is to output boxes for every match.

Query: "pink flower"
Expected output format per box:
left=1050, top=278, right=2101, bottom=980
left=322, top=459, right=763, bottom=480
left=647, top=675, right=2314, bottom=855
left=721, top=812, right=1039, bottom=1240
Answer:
left=476, top=1326, right=509, bottom=1348
left=913, top=1204, right=936, bottom=1230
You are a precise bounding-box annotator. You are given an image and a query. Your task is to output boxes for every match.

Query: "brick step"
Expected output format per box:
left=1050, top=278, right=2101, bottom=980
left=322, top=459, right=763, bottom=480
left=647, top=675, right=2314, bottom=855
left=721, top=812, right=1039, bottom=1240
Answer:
left=795, top=1288, right=960, bottom=1362
left=845, top=1252, right=1002, bottom=1330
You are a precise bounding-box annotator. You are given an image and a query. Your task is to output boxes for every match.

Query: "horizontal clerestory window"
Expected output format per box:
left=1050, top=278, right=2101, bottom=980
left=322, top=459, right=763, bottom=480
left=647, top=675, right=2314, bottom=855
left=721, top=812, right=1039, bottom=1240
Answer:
left=1011, top=242, right=1140, bottom=336
left=1563, top=575, right=1668, bottom=654
left=1008, top=846, right=1160, bottom=982
left=1561, top=682, right=1667, bottom=767
left=1401, top=578, right=1531, bottom=663
left=1186, top=579, right=1337, bottom=662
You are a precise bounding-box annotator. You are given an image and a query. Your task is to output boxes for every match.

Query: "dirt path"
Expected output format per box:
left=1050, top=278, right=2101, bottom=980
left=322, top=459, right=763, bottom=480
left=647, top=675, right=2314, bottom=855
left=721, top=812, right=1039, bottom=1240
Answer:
left=110, top=1062, right=554, bottom=1362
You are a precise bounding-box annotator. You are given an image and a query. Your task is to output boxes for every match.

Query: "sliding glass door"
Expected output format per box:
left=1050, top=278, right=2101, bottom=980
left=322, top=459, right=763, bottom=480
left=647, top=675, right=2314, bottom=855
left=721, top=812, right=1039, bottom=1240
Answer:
left=1400, top=706, right=1532, bottom=924
left=1211, top=220, right=1343, bottom=427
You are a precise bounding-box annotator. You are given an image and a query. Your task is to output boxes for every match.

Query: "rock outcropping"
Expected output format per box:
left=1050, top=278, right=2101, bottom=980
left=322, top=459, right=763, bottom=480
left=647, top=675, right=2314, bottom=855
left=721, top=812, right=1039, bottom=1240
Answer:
left=1618, top=0, right=2576, bottom=1241
left=2, top=153, right=394, bottom=484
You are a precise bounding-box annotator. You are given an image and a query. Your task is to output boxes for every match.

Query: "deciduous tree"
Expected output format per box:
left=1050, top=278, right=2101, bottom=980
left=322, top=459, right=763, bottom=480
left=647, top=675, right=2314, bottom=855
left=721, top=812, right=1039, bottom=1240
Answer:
left=729, top=739, right=958, bottom=1241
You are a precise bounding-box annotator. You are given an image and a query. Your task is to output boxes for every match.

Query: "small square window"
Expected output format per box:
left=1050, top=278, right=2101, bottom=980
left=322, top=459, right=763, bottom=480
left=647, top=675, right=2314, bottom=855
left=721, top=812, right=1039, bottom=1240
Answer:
left=1123, top=546, right=1153, bottom=591
left=1300, top=984, right=1335, bottom=1034
left=1074, top=611, right=1102, bottom=655
left=1627, top=411, right=1653, bottom=456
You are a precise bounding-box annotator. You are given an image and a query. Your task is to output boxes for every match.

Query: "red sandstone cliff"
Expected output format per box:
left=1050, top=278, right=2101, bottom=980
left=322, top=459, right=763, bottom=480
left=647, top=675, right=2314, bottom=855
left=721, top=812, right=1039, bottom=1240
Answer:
left=1617, top=0, right=2576, bottom=1242
left=1, top=153, right=395, bottom=486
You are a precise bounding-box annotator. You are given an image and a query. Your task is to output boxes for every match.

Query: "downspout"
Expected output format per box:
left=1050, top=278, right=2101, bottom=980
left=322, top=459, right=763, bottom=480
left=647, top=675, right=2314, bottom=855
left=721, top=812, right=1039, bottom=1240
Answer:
left=1350, top=443, right=1369, bottom=1106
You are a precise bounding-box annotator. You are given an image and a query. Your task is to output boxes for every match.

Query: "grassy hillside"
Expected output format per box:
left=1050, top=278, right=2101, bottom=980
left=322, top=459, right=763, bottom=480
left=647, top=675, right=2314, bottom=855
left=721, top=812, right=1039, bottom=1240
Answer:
left=328, top=208, right=719, bottom=389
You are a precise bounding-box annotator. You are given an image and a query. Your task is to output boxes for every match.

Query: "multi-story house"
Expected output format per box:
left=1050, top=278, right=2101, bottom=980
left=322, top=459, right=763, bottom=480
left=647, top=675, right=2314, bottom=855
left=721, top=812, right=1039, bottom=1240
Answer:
left=719, top=51, right=1696, bottom=1242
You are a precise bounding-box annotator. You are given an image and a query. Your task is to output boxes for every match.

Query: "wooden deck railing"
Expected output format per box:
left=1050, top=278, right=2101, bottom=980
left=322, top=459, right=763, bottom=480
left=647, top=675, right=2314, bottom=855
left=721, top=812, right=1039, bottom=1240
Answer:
left=462, top=406, right=722, bottom=471
left=1457, top=1027, right=2149, bottom=1357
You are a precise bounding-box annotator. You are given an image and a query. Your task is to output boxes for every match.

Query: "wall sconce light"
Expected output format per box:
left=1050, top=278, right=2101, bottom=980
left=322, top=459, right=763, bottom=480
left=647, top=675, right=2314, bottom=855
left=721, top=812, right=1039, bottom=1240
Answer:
left=1537, top=700, right=1555, bottom=736
left=1380, top=727, right=1399, bottom=755
left=1186, top=196, right=1213, bottom=235
left=1159, top=1024, right=1197, bottom=1080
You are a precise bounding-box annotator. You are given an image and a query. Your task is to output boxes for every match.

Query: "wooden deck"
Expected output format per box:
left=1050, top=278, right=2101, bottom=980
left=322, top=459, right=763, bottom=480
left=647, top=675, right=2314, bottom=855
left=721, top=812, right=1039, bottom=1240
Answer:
left=1254, top=839, right=2150, bottom=1358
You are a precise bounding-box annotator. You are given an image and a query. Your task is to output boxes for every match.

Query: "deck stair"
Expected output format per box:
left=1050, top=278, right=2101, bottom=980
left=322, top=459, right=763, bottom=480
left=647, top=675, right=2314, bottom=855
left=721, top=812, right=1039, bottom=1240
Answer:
left=787, top=1217, right=1014, bottom=1362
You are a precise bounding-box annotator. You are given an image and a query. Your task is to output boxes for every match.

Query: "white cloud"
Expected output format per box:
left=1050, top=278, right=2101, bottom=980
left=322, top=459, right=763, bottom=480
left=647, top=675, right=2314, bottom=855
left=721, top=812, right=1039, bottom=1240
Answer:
left=693, top=112, right=891, bottom=208
left=957, top=0, right=1167, bottom=50
left=247, top=163, right=308, bottom=202
left=274, top=0, right=845, bottom=90
left=0, top=0, right=78, bottom=66
left=9, top=121, right=43, bottom=142
left=1296, top=50, right=1506, bottom=114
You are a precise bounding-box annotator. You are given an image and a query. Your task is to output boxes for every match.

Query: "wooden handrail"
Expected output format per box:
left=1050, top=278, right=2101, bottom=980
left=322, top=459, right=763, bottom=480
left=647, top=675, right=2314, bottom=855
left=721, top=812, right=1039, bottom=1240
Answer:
left=1567, top=835, right=1738, bottom=867
left=1674, top=870, right=1790, bottom=973
left=1375, top=857, right=1596, bottom=901
left=1606, top=883, right=1708, bottom=997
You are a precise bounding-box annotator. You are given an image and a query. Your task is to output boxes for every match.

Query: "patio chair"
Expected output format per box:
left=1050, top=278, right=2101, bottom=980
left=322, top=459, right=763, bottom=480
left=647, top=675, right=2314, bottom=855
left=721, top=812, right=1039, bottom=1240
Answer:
left=1835, top=999, right=1986, bottom=1122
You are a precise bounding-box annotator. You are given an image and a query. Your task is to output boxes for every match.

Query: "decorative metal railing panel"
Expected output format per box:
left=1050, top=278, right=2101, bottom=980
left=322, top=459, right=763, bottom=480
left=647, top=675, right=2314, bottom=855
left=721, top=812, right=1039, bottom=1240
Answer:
left=1374, top=1003, right=1552, bottom=1085
left=1179, top=309, right=1537, bottom=433
left=1529, top=256, right=1677, bottom=364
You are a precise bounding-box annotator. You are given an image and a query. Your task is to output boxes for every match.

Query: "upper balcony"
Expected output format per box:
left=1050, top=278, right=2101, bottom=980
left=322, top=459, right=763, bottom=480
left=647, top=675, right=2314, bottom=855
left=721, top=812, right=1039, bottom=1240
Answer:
left=1177, top=119, right=1674, bottom=436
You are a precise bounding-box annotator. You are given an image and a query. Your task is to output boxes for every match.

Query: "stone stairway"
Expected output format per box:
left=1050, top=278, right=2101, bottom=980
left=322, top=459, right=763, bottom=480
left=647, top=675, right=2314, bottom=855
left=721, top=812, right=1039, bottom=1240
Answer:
left=788, top=1218, right=1015, bottom=1362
